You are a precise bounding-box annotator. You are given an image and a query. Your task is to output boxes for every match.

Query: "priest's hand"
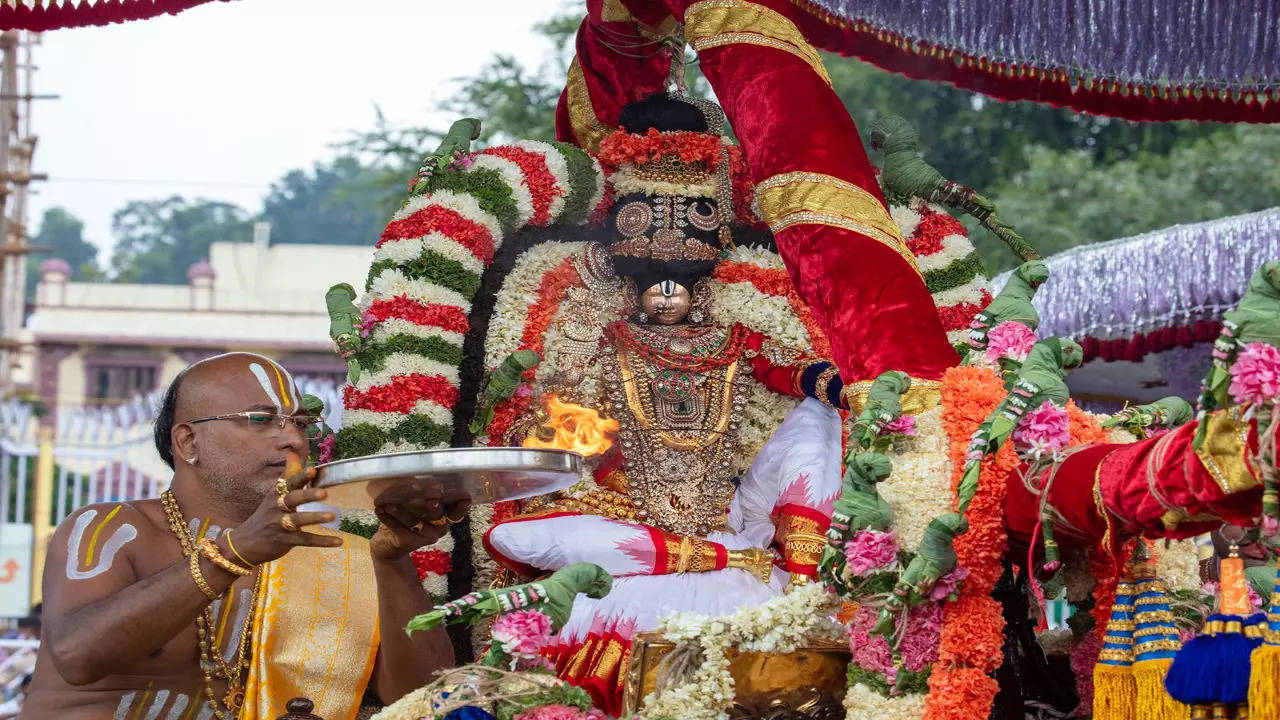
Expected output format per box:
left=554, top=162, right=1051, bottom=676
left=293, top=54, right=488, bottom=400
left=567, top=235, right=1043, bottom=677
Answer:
left=370, top=491, right=472, bottom=560
left=224, top=452, right=342, bottom=566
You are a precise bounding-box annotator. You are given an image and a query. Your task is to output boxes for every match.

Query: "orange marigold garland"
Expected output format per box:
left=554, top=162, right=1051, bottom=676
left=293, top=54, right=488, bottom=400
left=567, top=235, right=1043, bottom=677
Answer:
left=928, top=365, right=1015, bottom=720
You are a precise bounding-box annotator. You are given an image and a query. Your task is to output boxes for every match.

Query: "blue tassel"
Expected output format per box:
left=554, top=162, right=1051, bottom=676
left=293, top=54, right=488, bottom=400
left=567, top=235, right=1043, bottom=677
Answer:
left=1165, top=613, right=1265, bottom=706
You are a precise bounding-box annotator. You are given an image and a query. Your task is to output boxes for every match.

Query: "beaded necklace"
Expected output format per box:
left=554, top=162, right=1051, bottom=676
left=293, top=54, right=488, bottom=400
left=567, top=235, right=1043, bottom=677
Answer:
left=161, top=490, right=259, bottom=718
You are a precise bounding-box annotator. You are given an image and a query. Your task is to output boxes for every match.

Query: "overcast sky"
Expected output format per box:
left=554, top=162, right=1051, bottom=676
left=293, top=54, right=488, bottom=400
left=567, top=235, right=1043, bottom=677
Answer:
left=27, top=0, right=564, bottom=263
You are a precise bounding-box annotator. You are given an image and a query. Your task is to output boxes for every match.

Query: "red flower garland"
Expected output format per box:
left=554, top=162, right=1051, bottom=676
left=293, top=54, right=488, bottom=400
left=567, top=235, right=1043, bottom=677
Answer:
left=344, top=374, right=461, bottom=414
left=597, top=128, right=725, bottom=170
left=378, top=204, right=496, bottom=265
left=364, top=295, right=471, bottom=335
left=936, top=291, right=994, bottom=332
left=480, top=146, right=565, bottom=227
left=411, top=548, right=453, bottom=580
left=908, top=210, right=967, bottom=257
left=519, top=258, right=582, bottom=356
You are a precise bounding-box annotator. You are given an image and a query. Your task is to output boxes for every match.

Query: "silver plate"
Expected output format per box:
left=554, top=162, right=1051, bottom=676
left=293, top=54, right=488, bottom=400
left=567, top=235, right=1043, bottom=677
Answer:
left=313, top=447, right=581, bottom=510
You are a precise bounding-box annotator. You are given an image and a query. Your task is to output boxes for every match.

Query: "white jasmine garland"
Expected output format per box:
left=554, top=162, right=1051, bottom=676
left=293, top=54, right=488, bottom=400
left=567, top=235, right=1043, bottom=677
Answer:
left=373, top=230, right=486, bottom=276
left=469, top=503, right=499, bottom=589
left=393, top=189, right=502, bottom=244
left=513, top=140, right=571, bottom=221
left=484, top=241, right=585, bottom=368
left=377, top=439, right=424, bottom=454
left=1156, top=538, right=1202, bottom=592
left=585, top=155, right=606, bottom=221
left=642, top=582, right=839, bottom=720
left=709, top=282, right=811, bottom=349
left=843, top=680, right=927, bottom=720
left=470, top=154, right=535, bottom=228
left=739, top=377, right=799, bottom=466
left=723, top=244, right=786, bottom=269
left=368, top=269, right=472, bottom=314
left=931, top=280, right=989, bottom=308
left=877, top=406, right=954, bottom=553
left=889, top=201, right=923, bottom=241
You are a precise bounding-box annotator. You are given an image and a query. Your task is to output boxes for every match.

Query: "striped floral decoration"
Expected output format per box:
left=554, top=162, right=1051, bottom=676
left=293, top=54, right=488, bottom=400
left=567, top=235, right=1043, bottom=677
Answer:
left=336, top=139, right=606, bottom=596
left=890, top=197, right=992, bottom=356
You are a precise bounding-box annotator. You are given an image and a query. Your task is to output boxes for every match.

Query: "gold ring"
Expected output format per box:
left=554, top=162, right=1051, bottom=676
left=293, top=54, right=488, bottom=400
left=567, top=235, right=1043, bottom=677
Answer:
left=276, top=477, right=289, bottom=498
left=428, top=516, right=449, bottom=527
left=280, top=515, right=299, bottom=532
left=276, top=495, right=293, bottom=513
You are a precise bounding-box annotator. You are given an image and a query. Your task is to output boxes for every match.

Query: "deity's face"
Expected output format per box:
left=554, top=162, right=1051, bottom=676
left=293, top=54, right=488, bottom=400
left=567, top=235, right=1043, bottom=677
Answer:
left=639, top=280, right=692, bottom=325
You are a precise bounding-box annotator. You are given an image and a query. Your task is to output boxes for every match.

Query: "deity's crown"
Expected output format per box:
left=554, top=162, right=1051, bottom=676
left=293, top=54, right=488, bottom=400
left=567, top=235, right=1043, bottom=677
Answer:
left=599, top=92, right=756, bottom=264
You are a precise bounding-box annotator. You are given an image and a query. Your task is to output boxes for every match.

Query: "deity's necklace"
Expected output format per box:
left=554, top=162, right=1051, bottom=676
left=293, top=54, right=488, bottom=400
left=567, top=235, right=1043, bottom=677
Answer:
left=161, top=490, right=260, bottom=718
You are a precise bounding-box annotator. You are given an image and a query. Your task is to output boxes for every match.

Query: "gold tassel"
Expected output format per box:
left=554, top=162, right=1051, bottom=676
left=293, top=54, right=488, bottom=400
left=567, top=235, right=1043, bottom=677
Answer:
left=1250, top=645, right=1280, bottom=720
left=1096, top=663, right=1139, bottom=720
left=1135, top=657, right=1190, bottom=720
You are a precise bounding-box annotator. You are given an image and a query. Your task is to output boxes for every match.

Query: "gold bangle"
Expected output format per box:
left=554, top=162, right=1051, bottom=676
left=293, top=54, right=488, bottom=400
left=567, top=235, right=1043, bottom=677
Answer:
left=188, top=552, right=220, bottom=601
left=198, top=537, right=252, bottom=577
left=223, top=529, right=254, bottom=568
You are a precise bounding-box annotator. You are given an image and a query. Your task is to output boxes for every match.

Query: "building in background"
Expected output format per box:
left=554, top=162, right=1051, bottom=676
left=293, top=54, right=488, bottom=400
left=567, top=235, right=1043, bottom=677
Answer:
left=20, top=223, right=366, bottom=416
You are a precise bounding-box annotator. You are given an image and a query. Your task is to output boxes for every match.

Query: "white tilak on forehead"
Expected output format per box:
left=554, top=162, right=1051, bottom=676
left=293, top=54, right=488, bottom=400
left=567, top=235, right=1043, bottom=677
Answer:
left=247, top=360, right=299, bottom=413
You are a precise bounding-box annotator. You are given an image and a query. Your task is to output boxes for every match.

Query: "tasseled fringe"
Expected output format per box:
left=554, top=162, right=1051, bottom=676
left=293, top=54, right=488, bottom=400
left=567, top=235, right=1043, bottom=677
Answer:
left=1096, top=663, right=1139, bottom=720
left=1135, top=657, right=1189, bottom=720
left=1250, top=644, right=1280, bottom=720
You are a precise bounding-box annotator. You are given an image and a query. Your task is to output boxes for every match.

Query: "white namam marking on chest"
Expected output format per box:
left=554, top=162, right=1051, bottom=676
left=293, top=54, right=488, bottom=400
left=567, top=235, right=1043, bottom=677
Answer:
left=113, top=692, right=136, bottom=720
left=143, top=689, right=170, bottom=720
left=66, top=508, right=137, bottom=581
left=185, top=518, right=222, bottom=542
left=163, top=694, right=189, bottom=720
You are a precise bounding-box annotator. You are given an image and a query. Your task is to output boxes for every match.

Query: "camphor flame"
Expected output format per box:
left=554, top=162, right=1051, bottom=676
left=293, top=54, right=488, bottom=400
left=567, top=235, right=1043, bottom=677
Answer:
left=522, top=394, right=619, bottom=457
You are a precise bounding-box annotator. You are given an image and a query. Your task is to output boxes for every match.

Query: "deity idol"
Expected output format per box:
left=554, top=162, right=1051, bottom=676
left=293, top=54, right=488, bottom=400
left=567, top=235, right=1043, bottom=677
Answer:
left=477, top=93, right=856, bottom=712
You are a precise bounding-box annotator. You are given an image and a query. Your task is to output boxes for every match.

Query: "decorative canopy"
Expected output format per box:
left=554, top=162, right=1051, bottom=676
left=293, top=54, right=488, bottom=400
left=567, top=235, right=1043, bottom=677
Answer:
left=993, top=207, right=1280, bottom=363
left=0, top=0, right=224, bottom=32
left=787, top=0, right=1280, bottom=123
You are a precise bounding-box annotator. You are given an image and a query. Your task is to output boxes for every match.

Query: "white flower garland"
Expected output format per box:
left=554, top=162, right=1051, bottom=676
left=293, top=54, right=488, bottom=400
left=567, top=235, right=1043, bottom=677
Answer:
left=641, top=582, right=840, bottom=720
left=609, top=165, right=717, bottom=198
left=843, top=681, right=927, bottom=720
left=915, top=231, right=976, bottom=274
left=373, top=230, right=486, bottom=276
left=365, top=321, right=466, bottom=358
left=877, top=406, right=955, bottom=553
left=1156, top=538, right=1202, bottom=593
left=470, top=153, right=535, bottom=228
left=585, top=155, right=607, bottom=220
left=738, top=376, right=799, bottom=468
left=344, top=401, right=454, bottom=431
left=367, top=269, right=473, bottom=315
left=484, top=240, right=585, bottom=369
left=708, top=282, right=811, bottom=349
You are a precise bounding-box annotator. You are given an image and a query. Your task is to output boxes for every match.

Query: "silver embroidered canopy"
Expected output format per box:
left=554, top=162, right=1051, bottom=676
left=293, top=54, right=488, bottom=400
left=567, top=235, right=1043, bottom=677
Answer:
left=993, top=207, right=1280, bottom=343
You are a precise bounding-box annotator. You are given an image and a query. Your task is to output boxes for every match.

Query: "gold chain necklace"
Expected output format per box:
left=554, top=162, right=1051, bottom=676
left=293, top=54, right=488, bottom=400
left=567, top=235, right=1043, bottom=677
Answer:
left=161, top=490, right=259, bottom=718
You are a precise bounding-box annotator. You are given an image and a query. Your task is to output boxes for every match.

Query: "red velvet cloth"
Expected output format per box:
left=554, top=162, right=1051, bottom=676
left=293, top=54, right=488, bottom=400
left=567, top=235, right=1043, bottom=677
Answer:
left=684, top=14, right=957, bottom=381
left=783, top=0, right=1280, bottom=124
left=0, top=0, right=224, bottom=31
left=1005, top=413, right=1265, bottom=554
left=553, top=0, right=672, bottom=147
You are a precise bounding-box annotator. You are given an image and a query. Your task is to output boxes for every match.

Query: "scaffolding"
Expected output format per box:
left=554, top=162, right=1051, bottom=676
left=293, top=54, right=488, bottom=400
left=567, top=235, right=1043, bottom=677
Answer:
left=0, top=30, right=46, bottom=398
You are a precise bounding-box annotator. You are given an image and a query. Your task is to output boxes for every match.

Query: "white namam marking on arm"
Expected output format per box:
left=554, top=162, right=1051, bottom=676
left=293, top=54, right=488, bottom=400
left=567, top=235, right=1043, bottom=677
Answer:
left=222, top=589, right=252, bottom=664
left=248, top=363, right=283, bottom=413
left=113, top=692, right=136, bottom=720
left=65, top=509, right=138, bottom=581
left=142, top=689, right=170, bottom=720
left=193, top=703, right=215, bottom=720
left=163, top=694, right=189, bottom=720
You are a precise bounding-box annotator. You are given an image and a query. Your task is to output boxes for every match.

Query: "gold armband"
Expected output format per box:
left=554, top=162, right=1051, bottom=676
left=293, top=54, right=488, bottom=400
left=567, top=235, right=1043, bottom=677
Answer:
left=188, top=552, right=221, bottom=601
left=784, top=531, right=828, bottom=569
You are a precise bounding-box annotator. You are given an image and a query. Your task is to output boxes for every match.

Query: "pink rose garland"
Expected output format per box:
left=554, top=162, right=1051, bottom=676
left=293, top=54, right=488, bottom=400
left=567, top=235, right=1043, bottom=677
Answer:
left=985, top=321, right=1037, bottom=364
left=491, top=609, right=553, bottom=658
left=1011, top=401, right=1071, bottom=461
left=879, top=415, right=917, bottom=437
left=1228, top=341, right=1280, bottom=406
left=514, top=705, right=607, bottom=720
left=844, top=529, right=899, bottom=576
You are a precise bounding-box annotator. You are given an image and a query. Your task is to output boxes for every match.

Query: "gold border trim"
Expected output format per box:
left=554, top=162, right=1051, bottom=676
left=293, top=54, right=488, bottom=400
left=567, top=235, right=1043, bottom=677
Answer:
left=685, top=0, right=832, bottom=86
left=565, top=58, right=616, bottom=154
left=841, top=377, right=940, bottom=416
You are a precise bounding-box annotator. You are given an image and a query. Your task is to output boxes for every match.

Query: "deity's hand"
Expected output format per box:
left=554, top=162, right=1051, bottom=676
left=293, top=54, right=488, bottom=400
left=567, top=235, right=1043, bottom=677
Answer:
left=224, top=452, right=343, bottom=566
left=369, top=488, right=471, bottom=561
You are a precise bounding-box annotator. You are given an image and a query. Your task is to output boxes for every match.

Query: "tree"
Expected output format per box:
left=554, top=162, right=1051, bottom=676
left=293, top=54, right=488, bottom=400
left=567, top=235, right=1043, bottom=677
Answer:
left=108, top=197, right=250, bottom=284
left=261, top=156, right=388, bottom=246
left=26, top=207, right=100, bottom=297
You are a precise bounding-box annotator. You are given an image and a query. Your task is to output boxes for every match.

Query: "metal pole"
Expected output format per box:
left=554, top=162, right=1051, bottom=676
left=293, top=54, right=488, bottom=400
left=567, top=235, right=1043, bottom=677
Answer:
left=29, top=424, right=53, bottom=606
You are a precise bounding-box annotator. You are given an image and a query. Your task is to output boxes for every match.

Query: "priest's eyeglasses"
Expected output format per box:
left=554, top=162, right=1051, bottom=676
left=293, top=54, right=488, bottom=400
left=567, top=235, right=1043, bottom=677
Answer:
left=188, top=411, right=322, bottom=433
